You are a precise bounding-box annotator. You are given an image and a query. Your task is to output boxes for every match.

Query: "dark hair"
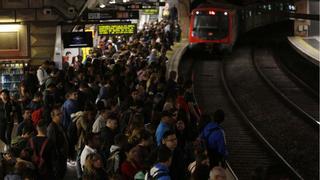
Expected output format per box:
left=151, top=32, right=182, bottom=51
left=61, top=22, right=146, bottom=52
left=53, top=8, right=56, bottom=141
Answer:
left=23, top=107, right=32, bottom=113
left=0, top=89, right=9, bottom=95
left=123, top=143, right=136, bottom=153
left=162, top=130, right=175, bottom=141
left=85, top=132, right=100, bottom=145
left=114, top=134, right=128, bottom=146
left=157, top=146, right=172, bottom=163
left=51, top=105, right=61, bottom=117
left=139, top=129, right=152, bottom=141
left=213, top=109, right=224, bottom=124
left=107, top=113, right=118, bottom=122
left=33, top=92, right=42, bottom=98
left=37, top=120, right=47, bottom=133
left=183, top=80, right=193, bottom=89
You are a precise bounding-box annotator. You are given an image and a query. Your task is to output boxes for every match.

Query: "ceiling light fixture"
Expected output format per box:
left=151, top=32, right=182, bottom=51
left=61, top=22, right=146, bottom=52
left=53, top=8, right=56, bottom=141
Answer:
left=99, top=3, right=106, bottom=8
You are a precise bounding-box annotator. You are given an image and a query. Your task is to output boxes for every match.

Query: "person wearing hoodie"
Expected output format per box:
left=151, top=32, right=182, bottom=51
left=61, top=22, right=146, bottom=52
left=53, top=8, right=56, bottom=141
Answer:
left=198, top=110, right=228, bottom=168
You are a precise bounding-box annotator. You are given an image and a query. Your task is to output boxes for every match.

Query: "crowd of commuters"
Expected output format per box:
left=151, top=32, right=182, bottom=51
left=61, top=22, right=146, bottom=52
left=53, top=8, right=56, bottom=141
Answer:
left=0, top=20, right=229, bottom=180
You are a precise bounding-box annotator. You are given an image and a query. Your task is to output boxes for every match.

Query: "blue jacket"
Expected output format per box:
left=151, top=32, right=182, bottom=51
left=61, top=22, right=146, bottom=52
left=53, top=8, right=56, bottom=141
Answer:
left=199, top=122, right=228, bottom=157
left=61, top=99, right=78, bottom=130
left=155, top=122, right=170, bottom=146
left=150, top=163, right=171, bottom=180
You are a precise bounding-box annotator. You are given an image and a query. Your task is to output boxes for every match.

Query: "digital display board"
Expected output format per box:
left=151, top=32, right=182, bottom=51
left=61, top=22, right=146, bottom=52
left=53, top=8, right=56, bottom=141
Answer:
left=63, top=32, right=93, bottom=48
left=98, top=24, right=137, bottom=35
left=143, top=9, right=159, bottom=15
left=87, top=11, right=139, bottom=20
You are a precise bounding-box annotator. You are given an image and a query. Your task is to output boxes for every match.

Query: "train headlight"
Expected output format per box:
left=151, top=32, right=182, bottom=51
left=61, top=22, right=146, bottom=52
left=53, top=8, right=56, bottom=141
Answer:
left=196, top=11, right=199, bottom=15
left=224, top=12, right=228, bottom=16
left=209, top=11, right=215, bottom=15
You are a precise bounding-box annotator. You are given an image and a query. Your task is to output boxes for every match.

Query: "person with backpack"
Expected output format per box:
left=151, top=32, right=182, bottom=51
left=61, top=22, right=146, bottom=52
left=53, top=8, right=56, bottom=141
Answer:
left=28, top=120, right=57, bottom=180
left=106, top=134, right=128, bottom=177
left=100, top=114, right=119, bottom=156
left=198, top=110, right=228, bottom=168
left=47, top=105, right=69, bottom=179
left=147, top=146, right=172, bottom=180
left=80, top=132, right=101, bottom=171
left=120, top=143, right=142, bottom=180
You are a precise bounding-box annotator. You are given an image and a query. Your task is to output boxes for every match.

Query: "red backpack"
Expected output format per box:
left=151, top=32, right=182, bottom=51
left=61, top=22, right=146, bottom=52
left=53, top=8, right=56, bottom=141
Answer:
left=29, top=138, right=49, bottom=174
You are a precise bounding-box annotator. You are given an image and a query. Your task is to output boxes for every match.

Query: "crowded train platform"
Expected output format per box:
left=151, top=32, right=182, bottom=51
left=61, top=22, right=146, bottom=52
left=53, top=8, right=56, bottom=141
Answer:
left=0, top=0, right=318, bottom=180
left=0, top=13, right=227, bottom=180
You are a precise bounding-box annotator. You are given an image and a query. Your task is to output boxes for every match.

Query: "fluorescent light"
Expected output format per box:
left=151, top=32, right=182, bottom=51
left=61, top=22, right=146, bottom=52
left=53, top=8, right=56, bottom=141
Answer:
left=99, top=3, right=106, bottom=8
left=0, top=24, right=21, bottom=32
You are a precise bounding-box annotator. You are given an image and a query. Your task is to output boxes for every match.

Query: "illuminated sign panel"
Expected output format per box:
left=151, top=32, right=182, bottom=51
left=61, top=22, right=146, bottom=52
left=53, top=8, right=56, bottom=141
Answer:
left=98, top=24, right=137, bottom=35
left=87, top=11, right=139, bottom=20
left=143, top=9, right=159, bottom=15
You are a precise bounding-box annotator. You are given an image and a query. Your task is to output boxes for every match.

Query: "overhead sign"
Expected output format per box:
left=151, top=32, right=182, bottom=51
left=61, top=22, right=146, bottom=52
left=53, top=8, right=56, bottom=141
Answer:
left=98, top=24, right=137, bottom=35
left=143, top=9, right=159, bottom=15
left=87, top=11, right=139, bottom=20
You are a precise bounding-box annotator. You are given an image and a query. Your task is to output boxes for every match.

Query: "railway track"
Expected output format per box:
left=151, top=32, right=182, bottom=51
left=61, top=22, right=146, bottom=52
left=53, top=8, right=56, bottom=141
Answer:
left=223, top=47, right=318, bottom=179
left=189, top=53, right=295, bottom=180
left=253, top=48, right=319, bottom=125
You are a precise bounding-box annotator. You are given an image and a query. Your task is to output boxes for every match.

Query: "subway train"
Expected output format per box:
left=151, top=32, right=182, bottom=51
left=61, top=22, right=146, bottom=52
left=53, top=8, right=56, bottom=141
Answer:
left=188, top=1, right=296, bottom=52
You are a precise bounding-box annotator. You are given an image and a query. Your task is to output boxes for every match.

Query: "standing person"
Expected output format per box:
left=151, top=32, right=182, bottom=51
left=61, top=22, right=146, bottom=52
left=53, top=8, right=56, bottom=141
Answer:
left=61, top=88, right=78, bottom=161
left=148, top=146, right=172, bottom=180
left=16, top=108, right=35, bottom=137
left=28, top=120, right=57, bottom=180
left=0, top=89, right=17, bottom=145
left=92, top=109, right=109, bottom=133
left=120, top=144, right=142, bottom=180
left=199, top=110, right=228, bottom=168
left=155, top=111, right=174, bottom=146
left=82, top=153, right=108, bottom=180
left=80, top=132, right=101, bottom=171
left=184, top=80, right=200, bottom=123
left=161, top=130, right=187, bottom=180
left=61, top=88, right=79, bottom=130
left=100, top=114, right=119, bottom=156
left=47, top=106, right=69, bottom=179
left=36, top=60, right=50, bottom=89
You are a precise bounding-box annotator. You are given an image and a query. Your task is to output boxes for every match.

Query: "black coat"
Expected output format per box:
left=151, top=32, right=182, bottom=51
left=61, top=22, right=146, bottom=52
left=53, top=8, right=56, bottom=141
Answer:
left=47, top=122, right=69, bottom=158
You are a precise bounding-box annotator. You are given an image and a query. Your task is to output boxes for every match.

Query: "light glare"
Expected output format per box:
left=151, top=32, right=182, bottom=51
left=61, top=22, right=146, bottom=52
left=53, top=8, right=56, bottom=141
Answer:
left=0, top=25, right=21, bottom=32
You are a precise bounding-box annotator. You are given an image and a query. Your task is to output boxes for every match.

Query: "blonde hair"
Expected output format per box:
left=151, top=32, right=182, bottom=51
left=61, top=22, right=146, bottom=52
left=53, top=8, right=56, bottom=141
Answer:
left=83, top=153, right=101, bottom=175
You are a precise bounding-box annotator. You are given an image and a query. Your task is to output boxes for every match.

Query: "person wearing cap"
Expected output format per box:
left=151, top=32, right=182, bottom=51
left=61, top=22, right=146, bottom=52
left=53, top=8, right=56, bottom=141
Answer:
left=155, top=110, right=174, bottom=146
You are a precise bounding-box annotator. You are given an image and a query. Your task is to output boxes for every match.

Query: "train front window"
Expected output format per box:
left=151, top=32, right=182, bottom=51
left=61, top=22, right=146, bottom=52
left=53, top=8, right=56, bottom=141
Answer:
left=193, top=11, right=229, bottom=40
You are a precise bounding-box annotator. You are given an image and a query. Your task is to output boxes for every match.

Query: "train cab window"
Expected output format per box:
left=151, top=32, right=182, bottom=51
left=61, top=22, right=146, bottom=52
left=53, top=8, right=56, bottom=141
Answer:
left=193, top=11, right=229, bottom=40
